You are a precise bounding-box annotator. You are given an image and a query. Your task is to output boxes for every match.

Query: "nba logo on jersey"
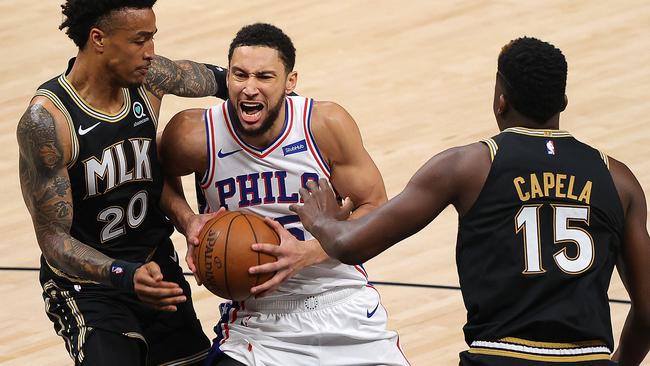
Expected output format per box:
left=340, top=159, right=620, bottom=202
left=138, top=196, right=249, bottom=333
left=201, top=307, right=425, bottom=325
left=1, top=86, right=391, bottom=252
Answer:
left=546, top=140, right=556, bottom=155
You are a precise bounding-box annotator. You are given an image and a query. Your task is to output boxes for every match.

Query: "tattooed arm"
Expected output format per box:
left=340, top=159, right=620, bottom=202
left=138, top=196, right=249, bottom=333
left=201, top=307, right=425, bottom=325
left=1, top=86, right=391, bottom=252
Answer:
left=17, top=103, right=113, bottom=284
left=145, top=55, right=226, bottom=102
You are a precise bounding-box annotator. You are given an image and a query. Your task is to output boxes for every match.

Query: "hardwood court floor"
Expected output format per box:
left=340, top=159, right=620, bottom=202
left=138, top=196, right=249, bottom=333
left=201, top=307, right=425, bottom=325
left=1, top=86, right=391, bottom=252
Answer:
left=0, top=1, right=648, bottom=364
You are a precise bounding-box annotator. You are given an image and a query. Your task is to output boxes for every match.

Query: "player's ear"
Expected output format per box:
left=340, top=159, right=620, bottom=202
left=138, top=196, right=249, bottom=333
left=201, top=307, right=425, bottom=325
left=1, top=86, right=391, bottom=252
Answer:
left=496, top=94, right=508, bottom=116
left=561, top=95, right=568, bottom=111
left=285, top=71, right=297, bottom=95
left=89, top=27, right=105, bottom=53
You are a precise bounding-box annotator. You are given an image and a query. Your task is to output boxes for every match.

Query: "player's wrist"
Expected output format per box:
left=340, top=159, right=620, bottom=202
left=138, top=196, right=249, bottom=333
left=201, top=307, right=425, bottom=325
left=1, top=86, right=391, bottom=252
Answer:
left=204, top=64, right=228, bottom=100
left=109, top=260, right=143, bottom=293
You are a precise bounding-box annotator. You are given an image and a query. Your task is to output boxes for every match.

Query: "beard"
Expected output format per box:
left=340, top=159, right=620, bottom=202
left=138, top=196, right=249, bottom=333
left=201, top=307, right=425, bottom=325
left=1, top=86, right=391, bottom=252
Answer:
left=233, top=94, right=285, bottom=137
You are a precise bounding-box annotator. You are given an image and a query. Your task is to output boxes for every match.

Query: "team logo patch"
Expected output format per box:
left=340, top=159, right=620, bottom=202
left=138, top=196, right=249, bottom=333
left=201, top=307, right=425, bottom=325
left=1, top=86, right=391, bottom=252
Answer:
left=282, top=139, right=307, bottom=156
left=133, top=102, right=145, bottom=119
left=546, top=140, right=556, bottom=155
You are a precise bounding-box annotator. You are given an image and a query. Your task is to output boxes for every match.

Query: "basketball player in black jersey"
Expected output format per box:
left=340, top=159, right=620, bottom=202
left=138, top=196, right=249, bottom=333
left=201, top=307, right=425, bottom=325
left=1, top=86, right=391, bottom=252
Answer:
left=291, top=37, right=650, bottom=365
left=16, top=1, right=229, bottom=365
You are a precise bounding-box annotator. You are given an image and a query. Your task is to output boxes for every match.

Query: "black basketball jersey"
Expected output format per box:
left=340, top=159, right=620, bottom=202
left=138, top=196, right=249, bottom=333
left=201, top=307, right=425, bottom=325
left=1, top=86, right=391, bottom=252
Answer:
left=457, top=127, right=624, bottom=361
left=36, top=60, right=173, bottom=264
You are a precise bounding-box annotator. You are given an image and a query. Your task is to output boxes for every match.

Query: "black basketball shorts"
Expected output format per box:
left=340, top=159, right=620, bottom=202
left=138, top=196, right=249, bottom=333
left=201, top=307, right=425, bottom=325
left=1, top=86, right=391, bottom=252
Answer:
left=39, top=239, right=210, bottom=365
left=459, top=351, right=617, bottom=366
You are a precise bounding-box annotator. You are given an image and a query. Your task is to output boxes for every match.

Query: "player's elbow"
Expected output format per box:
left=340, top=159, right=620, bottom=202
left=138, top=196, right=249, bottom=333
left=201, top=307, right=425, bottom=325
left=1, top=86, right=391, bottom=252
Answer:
left=36, top=232, right=66, bottom=267
left=330, top=238, right=366, bottom=265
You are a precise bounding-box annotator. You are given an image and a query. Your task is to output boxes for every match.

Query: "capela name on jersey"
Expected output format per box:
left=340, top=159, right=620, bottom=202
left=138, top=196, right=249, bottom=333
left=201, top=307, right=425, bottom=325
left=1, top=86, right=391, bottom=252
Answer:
left=513, top=172, right=592, bottom=204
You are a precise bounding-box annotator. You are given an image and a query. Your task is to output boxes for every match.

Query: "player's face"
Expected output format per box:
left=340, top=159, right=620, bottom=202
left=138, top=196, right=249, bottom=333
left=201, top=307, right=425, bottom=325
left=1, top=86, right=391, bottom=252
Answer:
left=100, top=8, right=156, bottom=87
left=228, top=46, right=297, bottom=138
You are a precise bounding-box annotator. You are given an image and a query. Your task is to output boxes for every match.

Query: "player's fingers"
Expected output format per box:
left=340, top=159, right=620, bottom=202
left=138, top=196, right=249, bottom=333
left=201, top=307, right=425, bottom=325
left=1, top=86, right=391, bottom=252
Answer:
left=250, top=273, right=285, bottom=297
left=193, top=272, right=203, bottom=286
left=137, top=283, right=184, bottom=299
left=144, top=262, right=163, bottom=282
left=263, top=216, right=283, bottom=231
left=336, top=197, right=354, bottom=219
left=288, top=203, right=301, bottom=214
left=140, top=293, right=187, bottom=306
left=251, top=243, right=282, bottom=256
left=263, top=217, right=293, bottom=240
left=187, top=235, right=199, bottom=246
left=305, top=179, right=319, bottom=193
left=135, top=269, right=164, bottom=287
left=297, top=187, right=313, bottom=204
left=186, top=243, right=203, bottom=286
left=249, top=260, right=284, bottom=275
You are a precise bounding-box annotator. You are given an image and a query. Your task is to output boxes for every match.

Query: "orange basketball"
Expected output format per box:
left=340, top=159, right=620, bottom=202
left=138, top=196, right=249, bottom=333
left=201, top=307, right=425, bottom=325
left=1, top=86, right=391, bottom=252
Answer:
left=194, top=211, right=279, bottom=301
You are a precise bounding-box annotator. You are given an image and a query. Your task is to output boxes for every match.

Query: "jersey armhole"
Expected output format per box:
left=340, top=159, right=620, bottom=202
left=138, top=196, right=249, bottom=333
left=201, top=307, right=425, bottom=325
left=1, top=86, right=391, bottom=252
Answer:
left=34, top=89, right=79, bottom=168
left=481, top=138, right=499, bottom=162
left=303, top=98, right=331, bottom=178
left=199, top=108, right=216, bottom=189
left=137, top=86, right=159, bottom=129
left=598, top=150, right=610, bottom=170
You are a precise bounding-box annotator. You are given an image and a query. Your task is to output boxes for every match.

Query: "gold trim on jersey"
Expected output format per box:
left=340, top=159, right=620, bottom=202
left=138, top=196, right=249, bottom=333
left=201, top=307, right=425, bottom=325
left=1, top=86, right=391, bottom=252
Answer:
left=504, top=127, right=573, bottom=138
left=58, top=75, right=131, bottom=123
left=500, top=337, right=608, bottom=349
left=481, top=138, right=499, bottom=161
left=137, top=86, right=158, bottom=129
left=43, top=280, right=91, bottom=362
left=468, top=348, right=611, bottom=362
left=159, top=348, right=210, bottom=366
left=598, top=150, right=610, bottom=169
left=35, top=89, right=80, bottom=168
left=43, top=281, right=75, bottom=361
left=469, top=337, right=611, bottom=362
left=124, top=331, right=148, bottom=343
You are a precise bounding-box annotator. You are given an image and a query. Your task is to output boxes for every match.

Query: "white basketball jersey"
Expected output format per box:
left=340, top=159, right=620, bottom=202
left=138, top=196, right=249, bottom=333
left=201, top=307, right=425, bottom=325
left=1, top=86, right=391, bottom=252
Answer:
left=199, top=96, right=368, bottom=298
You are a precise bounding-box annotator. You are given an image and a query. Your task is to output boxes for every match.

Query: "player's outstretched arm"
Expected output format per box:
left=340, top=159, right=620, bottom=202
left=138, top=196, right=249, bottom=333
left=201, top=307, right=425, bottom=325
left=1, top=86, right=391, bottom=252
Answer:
left=291, top=142, right=490, bottom=264
left=18, top=103, right=187, bottom=311
left=610, top=158, right=650, bottom=365
left=145, top=55, right=226, bottom=102
left=17, top=103, right=114, bottom=283
left=158, top=109, right=223, bottom=282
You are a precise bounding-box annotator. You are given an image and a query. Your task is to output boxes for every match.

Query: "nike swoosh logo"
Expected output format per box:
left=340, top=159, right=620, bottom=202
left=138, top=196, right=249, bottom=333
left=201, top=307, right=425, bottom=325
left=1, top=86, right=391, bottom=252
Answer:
left=217, top=148, right=242, bottom=158
left=78, top=122, right=101, bottom=135
left=367, top=303, right=380, bottom=318
left=170, top=250, right=178, bottom=263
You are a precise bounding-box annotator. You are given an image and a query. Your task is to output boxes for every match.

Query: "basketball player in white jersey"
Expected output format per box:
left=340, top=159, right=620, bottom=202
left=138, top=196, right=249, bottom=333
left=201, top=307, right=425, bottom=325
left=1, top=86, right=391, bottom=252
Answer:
left=159, top=23, right=410, bottom=366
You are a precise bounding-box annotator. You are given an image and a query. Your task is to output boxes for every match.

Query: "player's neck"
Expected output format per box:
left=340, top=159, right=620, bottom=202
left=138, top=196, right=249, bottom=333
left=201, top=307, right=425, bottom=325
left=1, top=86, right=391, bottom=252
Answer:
left=65, top=52, right=126, bottom=114
left=499, top=112, right=561, bottom=131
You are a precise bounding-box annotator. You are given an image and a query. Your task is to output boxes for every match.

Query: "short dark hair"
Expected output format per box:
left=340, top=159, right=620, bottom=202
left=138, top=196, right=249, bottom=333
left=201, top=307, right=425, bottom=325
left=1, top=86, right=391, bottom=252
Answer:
left=497, top=37, right=567, bottom=124
left=228, top=23, right=296, bottom=72
left=59, top=0, right=157, bottom=49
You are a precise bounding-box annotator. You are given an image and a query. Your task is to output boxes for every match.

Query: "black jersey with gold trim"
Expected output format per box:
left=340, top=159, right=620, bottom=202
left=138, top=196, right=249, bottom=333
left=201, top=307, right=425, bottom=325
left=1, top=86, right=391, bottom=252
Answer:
left=457, top=127, right=624, bottom=356
left=36, top=60, right=173, bottom=263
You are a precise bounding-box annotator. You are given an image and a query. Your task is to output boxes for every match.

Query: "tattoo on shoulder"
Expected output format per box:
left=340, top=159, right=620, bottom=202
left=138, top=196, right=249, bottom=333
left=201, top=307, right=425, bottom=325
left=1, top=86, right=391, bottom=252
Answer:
left=145, top=55, right=217, bottom=99
left=17, top=104, right=62, bottom=176
left=18, top=104, right=113, bottom=282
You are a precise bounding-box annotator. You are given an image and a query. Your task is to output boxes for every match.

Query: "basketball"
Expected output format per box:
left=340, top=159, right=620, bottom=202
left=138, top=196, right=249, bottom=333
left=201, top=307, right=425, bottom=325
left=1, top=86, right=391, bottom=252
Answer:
left=194, top=211, right=280, bottom=301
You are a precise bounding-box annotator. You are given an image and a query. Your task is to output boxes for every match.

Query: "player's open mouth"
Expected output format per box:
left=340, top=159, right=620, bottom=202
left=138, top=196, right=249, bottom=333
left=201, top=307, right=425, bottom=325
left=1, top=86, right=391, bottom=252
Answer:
left=239, top=101, right=264, bottom=124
